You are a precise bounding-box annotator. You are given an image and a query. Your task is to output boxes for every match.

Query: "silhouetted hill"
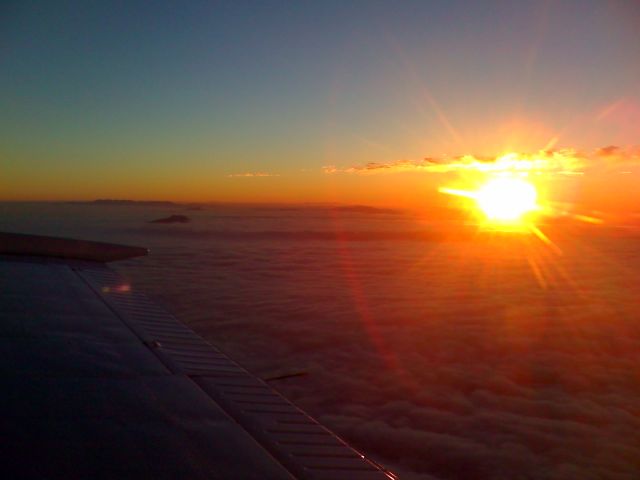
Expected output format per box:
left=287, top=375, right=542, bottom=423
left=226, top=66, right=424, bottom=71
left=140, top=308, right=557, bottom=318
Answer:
left=68, top=199, right=177, bottom=207
left=149, top=215, right=190, bottom=224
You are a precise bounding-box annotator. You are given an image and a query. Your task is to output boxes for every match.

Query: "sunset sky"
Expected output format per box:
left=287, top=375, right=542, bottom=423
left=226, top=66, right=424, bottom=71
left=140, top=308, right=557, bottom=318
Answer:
left=2, top=1, right=639, bottom=210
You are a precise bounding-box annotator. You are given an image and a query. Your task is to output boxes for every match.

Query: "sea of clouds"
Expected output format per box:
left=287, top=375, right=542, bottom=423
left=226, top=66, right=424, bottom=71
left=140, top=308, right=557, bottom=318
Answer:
left=2, top=202, right=639, bottom=479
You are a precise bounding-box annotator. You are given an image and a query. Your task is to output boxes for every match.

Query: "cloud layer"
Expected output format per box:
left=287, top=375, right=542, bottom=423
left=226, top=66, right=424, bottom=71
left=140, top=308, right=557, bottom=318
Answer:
left=323, top=146, right=640, bottom=177
left=227, top=172, right=280, bottom=177
left=106, top=208, right=640, bottom=480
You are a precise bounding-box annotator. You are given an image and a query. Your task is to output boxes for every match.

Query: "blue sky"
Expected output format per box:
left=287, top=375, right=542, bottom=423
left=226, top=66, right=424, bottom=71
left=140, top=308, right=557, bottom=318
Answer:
left=2, top=1, right=639, bottom=201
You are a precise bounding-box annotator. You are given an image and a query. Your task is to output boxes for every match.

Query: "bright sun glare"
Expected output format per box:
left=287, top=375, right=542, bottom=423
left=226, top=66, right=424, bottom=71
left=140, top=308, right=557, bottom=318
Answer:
left=440, top=175, right=540, bottom=225
left=475, top=178, right=538, bottom=221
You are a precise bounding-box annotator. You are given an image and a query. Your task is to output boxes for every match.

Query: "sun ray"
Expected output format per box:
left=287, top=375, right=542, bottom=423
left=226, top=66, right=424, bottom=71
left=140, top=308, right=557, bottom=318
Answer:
left=529, top=225, right=562, bottom=255
left=526, top=256, right=548, bottom=290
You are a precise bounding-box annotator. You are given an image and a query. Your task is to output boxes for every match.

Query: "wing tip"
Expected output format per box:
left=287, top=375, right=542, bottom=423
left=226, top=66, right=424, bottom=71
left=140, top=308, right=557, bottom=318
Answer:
left=0, top=231, right=148, bottom=262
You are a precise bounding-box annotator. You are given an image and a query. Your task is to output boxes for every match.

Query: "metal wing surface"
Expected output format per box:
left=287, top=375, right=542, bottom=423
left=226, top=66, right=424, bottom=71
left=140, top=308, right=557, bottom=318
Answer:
left=0, top=233, right=394, bottom=479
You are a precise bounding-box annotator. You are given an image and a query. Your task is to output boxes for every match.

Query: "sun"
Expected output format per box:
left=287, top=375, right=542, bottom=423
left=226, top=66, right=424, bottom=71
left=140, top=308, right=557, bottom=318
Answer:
left=475, top=177, right=538, bottom=221
left=440, top=176, right=540, bottom=225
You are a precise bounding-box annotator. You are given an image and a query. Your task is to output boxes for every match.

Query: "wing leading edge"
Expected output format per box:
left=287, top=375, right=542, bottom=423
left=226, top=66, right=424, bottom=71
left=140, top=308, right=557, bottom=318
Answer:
left=0, top=231, right=148, bottom=262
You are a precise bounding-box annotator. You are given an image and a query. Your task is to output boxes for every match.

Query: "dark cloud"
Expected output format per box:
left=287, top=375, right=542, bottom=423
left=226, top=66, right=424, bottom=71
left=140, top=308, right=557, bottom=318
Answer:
left=596, top=145, right=620, bottom=157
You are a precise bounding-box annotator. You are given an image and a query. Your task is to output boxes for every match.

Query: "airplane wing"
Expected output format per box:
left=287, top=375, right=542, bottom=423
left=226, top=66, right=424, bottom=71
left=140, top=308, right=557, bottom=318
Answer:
left=0, top=232, right=395, bottom=479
